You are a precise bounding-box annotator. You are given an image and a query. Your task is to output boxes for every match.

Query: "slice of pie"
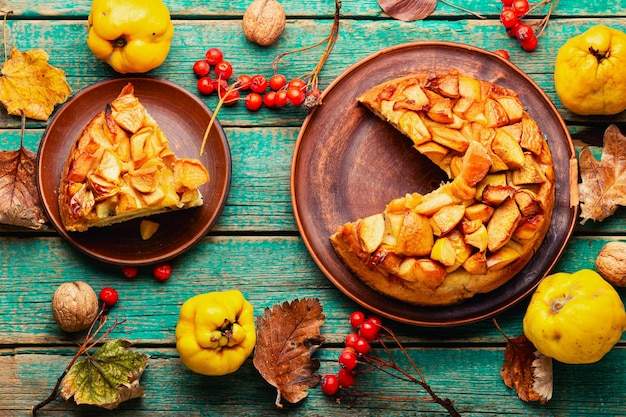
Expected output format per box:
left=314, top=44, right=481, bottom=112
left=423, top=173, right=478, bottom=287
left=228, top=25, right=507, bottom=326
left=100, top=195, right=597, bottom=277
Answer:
left=59, top=83, right=210, bottom=232
left=330, top=70, right=555, bottom=306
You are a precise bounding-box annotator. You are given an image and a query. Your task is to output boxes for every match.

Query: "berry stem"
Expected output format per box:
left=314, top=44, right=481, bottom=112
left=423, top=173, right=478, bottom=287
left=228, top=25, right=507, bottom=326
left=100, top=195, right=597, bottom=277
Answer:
left=200, top=82, right=240, bottom=155
left=438, top=0, right=486, bottom=19
left=377, top=327, right=461, bottom=416
left=308, top=0, right=341, bottom=94
left=270, top=0, right=342, bottom=109
left=333, top=323, right=461, bottom=417
left=531, top=0, right=560, bottom=37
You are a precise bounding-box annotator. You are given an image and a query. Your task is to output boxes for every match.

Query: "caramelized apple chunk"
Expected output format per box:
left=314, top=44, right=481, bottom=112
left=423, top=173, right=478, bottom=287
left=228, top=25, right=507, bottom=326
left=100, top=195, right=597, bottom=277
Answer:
left=330, top=70, right=554, bottom=306
left=59, top=83, right=211, bottom=232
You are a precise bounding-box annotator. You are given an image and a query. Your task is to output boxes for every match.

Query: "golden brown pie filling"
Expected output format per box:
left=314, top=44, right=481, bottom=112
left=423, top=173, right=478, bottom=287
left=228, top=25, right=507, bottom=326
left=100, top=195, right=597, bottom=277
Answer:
left=59, top=83, right=210, bottom=232
left=330, top=71, right=555, bottom=306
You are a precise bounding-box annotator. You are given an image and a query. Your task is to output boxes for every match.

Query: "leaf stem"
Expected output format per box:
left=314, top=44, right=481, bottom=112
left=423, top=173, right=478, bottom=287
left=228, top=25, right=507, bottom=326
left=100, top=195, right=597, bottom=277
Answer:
left=20, top=112, right=25, bottom=147
left=31, top=306, right=125, bottom=415
left=1, top=9, right=12, bottom=64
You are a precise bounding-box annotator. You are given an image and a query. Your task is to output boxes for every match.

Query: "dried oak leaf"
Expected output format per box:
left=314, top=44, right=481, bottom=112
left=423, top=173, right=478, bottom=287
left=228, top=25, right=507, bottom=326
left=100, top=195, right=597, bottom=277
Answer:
left=0, top=144, right=48, bottom=229
left=253, top=298, right=325, bottom=408
left=377, top=0, right=437, bottom=21
left=578, top=124, right=626, bottom=223
left=501, top=334, right=553, bottom=404
left=0, top=47, right=72, bottom=121
left=60, top=339, right=149, bottom=410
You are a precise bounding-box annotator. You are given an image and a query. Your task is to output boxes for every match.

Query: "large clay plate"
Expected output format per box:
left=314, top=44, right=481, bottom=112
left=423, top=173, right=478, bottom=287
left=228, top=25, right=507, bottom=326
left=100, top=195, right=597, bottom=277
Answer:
left=291, top=42, right=577, bottom=326
left=38, top=77, right=231, bottom=266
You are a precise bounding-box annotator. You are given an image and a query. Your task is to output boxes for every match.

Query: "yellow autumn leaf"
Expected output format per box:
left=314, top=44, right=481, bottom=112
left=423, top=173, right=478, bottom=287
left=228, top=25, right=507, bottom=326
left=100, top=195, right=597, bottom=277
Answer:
left=0, top=47, right=72, bottom=121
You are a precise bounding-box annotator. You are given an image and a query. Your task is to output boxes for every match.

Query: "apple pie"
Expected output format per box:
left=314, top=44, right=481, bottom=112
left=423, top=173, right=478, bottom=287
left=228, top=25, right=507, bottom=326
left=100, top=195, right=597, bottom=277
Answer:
left=330, top=71, right=555, bottom=306
left=59, top=83, right=210, bottom=232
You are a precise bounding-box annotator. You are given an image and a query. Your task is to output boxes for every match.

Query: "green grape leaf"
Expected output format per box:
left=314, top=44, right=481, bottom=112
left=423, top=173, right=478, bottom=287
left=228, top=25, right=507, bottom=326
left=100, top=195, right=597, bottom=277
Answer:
left=60, top=339, right=149, bottom=410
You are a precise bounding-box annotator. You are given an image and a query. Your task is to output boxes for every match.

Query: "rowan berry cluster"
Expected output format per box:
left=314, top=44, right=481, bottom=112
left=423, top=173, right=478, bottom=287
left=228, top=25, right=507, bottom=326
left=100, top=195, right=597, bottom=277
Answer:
left=191, top=47, right=317, bottom=111
left=318, top=311, right=461, bottom=416
left=500, top=0, right=539, bottom=51
left=320, top=311, right=382, bottom=395
left=499, top=0, right=560, bottom=52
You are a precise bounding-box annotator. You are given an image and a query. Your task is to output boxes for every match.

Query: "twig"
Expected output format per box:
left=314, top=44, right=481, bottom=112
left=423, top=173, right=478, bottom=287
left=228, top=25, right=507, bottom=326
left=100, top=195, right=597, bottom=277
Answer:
left=307, top=0, right=341, bottom=93
left=270, top=0, right=342, bottom=111
left=438, top=0, right=486, bottom=19
left=31, top=306, right=125, bottom=415
left=532, top=0, right=560, bottom=38
left=378, top=327, right=462, bottom=416
left=333, top=324, right=462, bottom=417
left=199, top=82, right=239, bottom=156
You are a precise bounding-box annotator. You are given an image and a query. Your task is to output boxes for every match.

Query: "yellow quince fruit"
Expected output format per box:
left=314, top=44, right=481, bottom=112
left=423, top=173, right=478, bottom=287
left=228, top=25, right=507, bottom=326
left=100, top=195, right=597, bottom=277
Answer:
left=523, top=269, right=626, bottom=364
left=87, top=0, right=174, bottom=74
left=554, top=25, right=626, bottom=115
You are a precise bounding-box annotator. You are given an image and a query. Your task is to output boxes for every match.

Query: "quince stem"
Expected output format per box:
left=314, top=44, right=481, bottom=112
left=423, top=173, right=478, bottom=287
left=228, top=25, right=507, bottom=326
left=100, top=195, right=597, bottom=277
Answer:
left=550, top=295, right=571, bottom=313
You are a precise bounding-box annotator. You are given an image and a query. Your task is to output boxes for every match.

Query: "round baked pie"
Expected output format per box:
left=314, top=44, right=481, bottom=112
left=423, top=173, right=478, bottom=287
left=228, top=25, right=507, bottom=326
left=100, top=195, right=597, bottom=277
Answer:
left=329, top=71, right=555, bottom=306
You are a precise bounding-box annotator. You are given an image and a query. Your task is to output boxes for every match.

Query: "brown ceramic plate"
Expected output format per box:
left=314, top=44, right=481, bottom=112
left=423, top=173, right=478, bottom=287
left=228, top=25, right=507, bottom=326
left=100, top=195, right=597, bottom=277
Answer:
left=37, top=77, right=231, bottom=266
left=291, top=42, right=577, bottom=326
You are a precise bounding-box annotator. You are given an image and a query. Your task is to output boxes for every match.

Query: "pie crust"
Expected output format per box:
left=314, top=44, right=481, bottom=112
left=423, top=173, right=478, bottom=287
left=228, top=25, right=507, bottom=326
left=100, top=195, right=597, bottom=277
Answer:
left=330, top=71, right=555, bottom=306
left=59, top=83, right=210, bottom=232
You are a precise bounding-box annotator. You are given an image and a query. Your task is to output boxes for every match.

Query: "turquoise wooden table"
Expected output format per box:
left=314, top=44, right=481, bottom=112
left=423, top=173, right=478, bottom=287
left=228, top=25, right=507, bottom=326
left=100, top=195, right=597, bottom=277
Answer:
left=1, top=1, right=626, bottom=416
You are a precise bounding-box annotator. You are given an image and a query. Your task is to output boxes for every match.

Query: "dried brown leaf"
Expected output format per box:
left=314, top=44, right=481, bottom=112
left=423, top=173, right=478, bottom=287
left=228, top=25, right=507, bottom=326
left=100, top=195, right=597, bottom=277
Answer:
left=0, top=144, right=48, bottom=229
left=377, top=0, right=437, bottom=21
left=253, top=298, right=325, bottom=408
left=0, top=47, right=72, bottom=121
left=531, top=351, right=553, bottom=402
left=501, top=334, right=552, bottom=404
left=578, top=124, right=626, bottom=223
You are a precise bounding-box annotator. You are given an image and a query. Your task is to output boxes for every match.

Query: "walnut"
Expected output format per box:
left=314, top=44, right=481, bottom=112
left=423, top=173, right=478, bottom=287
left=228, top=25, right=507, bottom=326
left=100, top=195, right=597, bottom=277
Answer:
left=596, top=241, right=626, bottom=287
left=51, top=281, right=100, bottom=332
left=242, top=0, right=286, bottom=47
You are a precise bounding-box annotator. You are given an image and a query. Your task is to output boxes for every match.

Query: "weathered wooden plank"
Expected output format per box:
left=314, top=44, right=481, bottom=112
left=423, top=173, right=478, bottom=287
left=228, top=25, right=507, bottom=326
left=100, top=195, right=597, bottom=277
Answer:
left=2, top=2, right=625, bottom=416
left=3, top=17, right=626, bottom=130
left=5, top=0, right=622, bottom=18
left=1, top=346, right=625, bottom=416
left=5, top=127, right=626, bottom=235
left=0, top=126, right=298, bottom=232
left=0, top=234, right=624, bottom=346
